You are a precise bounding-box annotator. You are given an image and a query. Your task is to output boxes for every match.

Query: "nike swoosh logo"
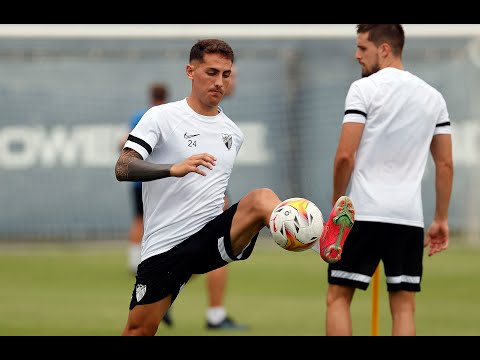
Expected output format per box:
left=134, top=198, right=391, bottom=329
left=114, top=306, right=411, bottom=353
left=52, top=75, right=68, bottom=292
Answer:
left=184, top=132, right=200, bottom=139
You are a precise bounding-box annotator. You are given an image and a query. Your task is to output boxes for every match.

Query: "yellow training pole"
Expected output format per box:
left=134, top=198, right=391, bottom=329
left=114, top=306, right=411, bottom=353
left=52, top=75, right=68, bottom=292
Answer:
left=371, top=265, right=380, bottom=336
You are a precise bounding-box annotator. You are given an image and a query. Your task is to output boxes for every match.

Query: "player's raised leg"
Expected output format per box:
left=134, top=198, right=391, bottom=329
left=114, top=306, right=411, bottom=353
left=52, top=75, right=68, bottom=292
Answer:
left=229, top=188, right=282, bottom=255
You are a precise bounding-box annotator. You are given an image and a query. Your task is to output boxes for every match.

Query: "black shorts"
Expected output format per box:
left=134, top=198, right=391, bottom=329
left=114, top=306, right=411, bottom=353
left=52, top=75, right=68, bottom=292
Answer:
left=131, top=185, right=143, bottom=216
left=328, top=221, right=424, bottom=292
left=128, top=202, right=259, bottom=309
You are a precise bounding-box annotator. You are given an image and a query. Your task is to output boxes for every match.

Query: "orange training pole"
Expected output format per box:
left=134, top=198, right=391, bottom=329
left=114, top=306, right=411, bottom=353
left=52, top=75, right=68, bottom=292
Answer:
left=371, top=264, right=380, bottom=336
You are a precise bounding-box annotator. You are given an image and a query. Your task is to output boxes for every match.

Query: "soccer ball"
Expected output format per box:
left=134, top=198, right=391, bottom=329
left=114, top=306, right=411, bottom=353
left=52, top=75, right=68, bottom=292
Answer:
left=269, top=197, right=324, bottom=252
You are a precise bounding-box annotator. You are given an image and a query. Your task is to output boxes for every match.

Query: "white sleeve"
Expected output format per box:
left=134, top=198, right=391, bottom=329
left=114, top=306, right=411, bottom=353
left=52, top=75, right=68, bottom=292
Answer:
left=124, top=107, right=162, bottom=160
left=434, top=94, right=452, bottom=136
left=343, top=81, right=368, bottom=124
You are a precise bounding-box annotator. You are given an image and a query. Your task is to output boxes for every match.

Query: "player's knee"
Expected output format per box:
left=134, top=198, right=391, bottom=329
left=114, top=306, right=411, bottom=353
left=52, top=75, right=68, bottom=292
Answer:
left=253, top=187, right=277, bottom=201
left=247, top=188, right=277, bottom=213
left=326, top=285, right=353, bottom=308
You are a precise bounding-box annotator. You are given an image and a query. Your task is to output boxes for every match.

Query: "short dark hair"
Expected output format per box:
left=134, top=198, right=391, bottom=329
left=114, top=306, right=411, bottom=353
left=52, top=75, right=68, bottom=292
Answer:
left=149, top=83, right=168, bottom=102
left=356, top=24, right=405, bottom=56
left=189, top=39, right=234, bottom=64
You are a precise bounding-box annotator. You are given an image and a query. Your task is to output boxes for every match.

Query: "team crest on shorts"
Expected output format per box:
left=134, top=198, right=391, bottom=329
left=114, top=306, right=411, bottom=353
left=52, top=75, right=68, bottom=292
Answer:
left=222, top=133, right=232, bottom=150
left=136, top=284, right=147, bottom=302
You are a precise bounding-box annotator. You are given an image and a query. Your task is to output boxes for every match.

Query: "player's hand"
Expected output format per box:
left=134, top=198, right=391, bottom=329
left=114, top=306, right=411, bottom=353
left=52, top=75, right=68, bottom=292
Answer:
left=170, top=153, right=217, bottom=177
left=424, top=219, right=449, bottom=257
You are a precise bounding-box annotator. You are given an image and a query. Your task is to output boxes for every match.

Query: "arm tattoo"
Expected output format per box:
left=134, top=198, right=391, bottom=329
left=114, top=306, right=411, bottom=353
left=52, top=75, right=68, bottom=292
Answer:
left=115, top=148, right=172, bottom=182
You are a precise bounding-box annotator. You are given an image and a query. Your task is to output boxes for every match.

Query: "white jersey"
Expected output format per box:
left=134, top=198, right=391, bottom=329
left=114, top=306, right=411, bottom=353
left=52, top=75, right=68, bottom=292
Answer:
left=124, top=98, right=244, bottom=261
left=343, top=67, right=451, bottom=228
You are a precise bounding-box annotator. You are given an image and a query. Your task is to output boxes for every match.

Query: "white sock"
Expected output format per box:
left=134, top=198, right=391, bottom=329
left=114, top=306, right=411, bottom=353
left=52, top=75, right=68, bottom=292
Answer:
left=206, top=306, right=227, bottom=325
left=128, top=244, right=141, bottom=274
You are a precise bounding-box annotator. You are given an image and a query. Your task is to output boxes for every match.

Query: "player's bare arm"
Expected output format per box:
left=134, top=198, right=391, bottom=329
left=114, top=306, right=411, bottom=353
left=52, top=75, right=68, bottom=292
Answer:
left=332, top=122, right=363, bottom=205
left=424, top=134, right=453, bottom=256
left=115, top=148, right=217, bottom=182
left=115, top=148, right=170, bottom=182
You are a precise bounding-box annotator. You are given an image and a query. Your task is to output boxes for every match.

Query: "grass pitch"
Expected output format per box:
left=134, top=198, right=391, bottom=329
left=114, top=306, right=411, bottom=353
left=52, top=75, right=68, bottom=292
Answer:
left=0, top=235, right=479, bottom=336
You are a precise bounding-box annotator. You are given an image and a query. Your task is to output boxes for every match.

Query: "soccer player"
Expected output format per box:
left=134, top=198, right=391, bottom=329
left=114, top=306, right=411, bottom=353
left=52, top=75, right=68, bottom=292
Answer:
left=115, top=38, right=351, bottom=336
left=326, top=24, right=453, bottom=336
left=120, top=80, right=245, bottom=330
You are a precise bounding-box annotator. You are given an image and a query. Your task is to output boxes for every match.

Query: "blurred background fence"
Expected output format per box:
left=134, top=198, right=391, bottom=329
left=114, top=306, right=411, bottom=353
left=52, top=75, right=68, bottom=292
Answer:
left=0, top=24, right=479, bottom=244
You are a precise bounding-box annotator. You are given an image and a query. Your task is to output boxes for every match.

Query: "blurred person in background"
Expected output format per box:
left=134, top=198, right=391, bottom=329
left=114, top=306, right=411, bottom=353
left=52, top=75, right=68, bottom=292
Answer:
left=118, top=64, right=247, bottom=332
left=326, top=24, right=453, bottom=336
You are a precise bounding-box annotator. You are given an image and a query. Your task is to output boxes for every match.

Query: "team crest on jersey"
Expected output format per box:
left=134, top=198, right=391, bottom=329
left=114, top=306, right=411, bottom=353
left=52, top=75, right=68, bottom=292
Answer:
left=136, top=284, right=147, bottom=302
left=222, top=133, right=232, bottom=150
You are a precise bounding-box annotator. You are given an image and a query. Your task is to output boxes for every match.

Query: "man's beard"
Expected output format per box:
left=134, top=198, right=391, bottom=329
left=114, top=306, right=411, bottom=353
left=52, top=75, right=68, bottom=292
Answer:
left=362, top=63, right=380, bottom=77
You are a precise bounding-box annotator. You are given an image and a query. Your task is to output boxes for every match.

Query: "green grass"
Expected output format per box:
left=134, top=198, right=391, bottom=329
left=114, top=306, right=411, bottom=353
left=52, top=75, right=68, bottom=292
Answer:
left=0, top=236, right=479, bottom=336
